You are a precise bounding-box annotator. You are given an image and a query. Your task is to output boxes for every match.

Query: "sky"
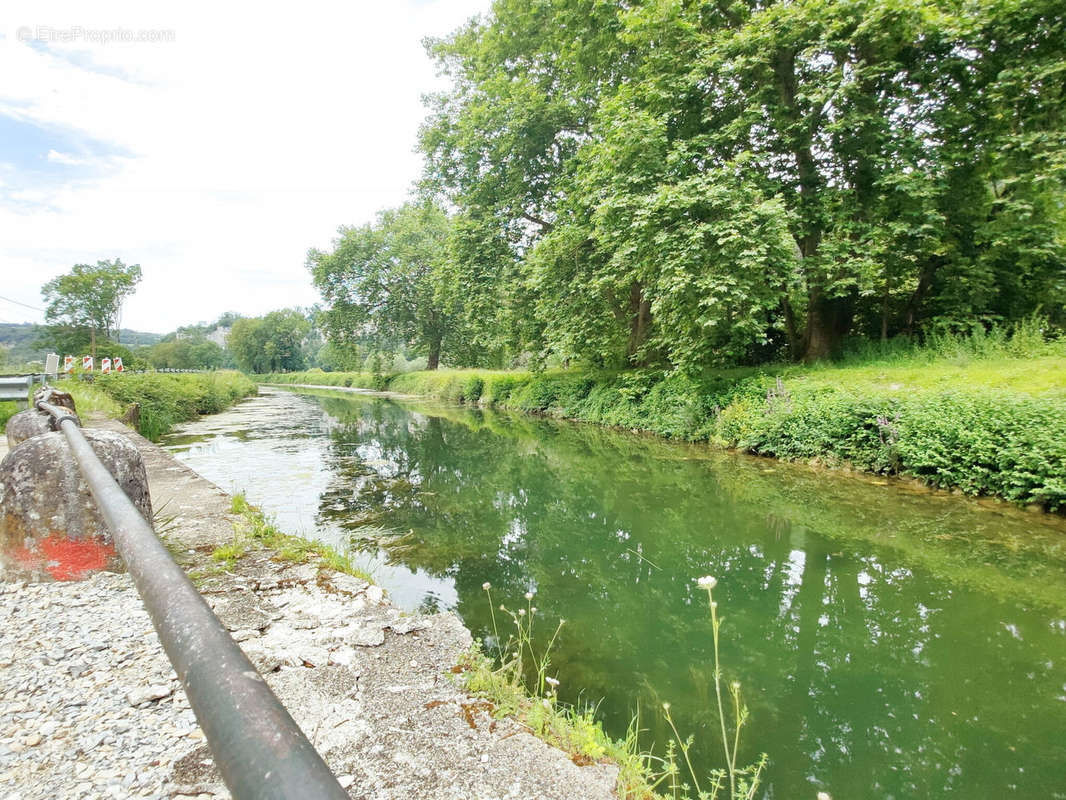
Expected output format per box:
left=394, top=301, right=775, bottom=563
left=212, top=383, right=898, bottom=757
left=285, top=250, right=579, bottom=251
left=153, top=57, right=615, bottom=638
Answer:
left=0, top=1, right=489, bottom=333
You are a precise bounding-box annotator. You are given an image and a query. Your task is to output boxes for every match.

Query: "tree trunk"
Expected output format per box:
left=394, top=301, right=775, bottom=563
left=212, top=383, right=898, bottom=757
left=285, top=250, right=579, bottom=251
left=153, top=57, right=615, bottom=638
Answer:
left=780, top=291, right=801, bottom=359
left=803, top=290, right=853, bottom=362
left=903, top=261, right=937, bottom=336
left=427, top=336, right=442, bottom=370
left=881, top=281, right=890, bottom=343
left=625, top=282, right=653, bottom=366
left=90, top=328, right=97, bottom=360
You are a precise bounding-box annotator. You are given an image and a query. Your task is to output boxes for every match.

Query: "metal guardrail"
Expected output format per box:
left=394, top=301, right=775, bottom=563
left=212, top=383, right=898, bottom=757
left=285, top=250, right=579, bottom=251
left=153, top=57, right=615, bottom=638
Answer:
left=0, top=374, right=46, bottom=407
left=35, top=393, right=349, bottom=800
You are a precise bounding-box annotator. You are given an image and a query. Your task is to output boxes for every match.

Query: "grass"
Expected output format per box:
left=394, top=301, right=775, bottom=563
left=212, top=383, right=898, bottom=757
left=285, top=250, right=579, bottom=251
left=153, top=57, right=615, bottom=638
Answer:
left=0, top=401, right=20, bottom=432
left=258, top=324, right=1066, bottom=511
left=461, top=582, right=765, bottom=800
left=56, top=370, right=256, bottom=440
left=58, top=380, right=126, bottom=419
left=218, top=493, right=374, bottom=583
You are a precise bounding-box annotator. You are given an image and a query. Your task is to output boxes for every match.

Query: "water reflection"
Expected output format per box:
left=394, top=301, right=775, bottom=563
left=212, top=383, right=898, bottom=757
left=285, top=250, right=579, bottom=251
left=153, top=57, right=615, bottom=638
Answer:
left=164, top=387, right=1066, bottom=799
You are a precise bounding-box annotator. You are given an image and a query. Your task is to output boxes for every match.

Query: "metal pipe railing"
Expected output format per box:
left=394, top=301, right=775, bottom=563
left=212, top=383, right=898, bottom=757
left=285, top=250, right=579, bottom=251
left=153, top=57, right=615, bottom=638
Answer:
left=36, top=397, right=349, bottom=800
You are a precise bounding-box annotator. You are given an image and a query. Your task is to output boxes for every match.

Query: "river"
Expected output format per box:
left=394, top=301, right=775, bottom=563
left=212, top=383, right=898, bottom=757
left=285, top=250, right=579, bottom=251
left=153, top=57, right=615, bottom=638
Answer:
left=161, top=386, right=1066, bottom=799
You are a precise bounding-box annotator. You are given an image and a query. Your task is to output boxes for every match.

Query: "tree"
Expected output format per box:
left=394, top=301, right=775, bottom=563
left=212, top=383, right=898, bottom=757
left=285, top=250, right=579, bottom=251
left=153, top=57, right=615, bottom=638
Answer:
left=307, top=202, right=458, bottom=370
left=227, top=310, right=310, bottom=373
left=147, top=338, right=228, bottom=370
left=422, top=0, right=1066, bottom=366
left=41, top=259, right=142, bottom=358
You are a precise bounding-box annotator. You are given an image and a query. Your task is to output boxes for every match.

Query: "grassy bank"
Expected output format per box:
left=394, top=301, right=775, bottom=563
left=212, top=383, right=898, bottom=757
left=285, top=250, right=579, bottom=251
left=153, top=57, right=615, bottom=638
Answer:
left=261, top=334, right=1066, bottom=512
left=0, top=401, right=22, bottom=432
left=203, top=493, right=374, bottom=583
left=61, top=370, right=256, bottom=440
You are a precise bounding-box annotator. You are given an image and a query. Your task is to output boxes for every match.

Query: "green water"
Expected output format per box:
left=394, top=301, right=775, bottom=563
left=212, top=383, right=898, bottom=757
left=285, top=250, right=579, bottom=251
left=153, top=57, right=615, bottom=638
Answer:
left=163, top=387, right=1066, bottom=799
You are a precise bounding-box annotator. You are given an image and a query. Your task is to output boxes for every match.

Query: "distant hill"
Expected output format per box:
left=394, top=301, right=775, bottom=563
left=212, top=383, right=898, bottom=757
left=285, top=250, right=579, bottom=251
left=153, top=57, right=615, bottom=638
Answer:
left=118, top=328, right=165, bottom=347
left=0, top=323, right=164, bottom=364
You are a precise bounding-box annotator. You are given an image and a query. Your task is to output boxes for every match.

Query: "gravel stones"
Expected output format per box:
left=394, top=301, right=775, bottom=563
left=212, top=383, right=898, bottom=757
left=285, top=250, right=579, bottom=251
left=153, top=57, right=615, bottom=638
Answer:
left=0, top=416, right=619, bottom=800
left=0, top=428, right=151, bottom=581
left=126, top=685, right=174, bottom=707
left=0, top=574, right=198, bottom=799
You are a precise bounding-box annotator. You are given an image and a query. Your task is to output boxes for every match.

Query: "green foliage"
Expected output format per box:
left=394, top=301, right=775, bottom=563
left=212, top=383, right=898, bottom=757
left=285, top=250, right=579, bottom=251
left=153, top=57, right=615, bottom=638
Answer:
left=145, top=337, right=230, bottom=370
left=70, top=370, right=256, bottom=440
left=59, top=381, right=125, bottom=420
left=308, top=202, right=459, bottom=370
left=0, top=402, right=18, bottom=431
left=41, top=259, right=142, bottom=357
left=228, top=309, right=310, bottom=373
left=225, top=493, right=374, bottom=583
left=710, top=383, right=1066, bottom=511
left=418, top=0, right=1066, bottom=368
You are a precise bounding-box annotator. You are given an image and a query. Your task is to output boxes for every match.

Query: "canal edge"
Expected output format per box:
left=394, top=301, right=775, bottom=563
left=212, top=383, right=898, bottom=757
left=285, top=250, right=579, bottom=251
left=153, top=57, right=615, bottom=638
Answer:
left=55, top=414, right=622, bottom=798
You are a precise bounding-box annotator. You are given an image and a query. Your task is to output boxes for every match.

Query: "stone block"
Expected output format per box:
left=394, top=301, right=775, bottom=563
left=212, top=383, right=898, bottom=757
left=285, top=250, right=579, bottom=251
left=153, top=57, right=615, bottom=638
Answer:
left=0, top=429, right=152, bottom=581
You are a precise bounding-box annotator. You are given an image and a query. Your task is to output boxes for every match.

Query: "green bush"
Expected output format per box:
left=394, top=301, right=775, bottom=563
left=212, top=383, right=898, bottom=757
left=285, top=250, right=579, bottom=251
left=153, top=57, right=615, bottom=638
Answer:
left=709, top=383, right=1066, bottom=511
left=90, top=371, right=257, bottom=440
left=0, top=401, right=18, bottom=432
left=257, top=362, right=1066, bottom=511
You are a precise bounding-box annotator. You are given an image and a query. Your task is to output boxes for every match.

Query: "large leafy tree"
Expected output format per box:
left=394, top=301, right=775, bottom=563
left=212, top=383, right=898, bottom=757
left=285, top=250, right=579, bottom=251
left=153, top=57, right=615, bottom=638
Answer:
left=41, top=258, right=142, bottom=358
left=421, top=0, right=631, bottom=244
left=420, top=0, right=636, bottom=363
left=227, top=309, right=310, bottom=373
left=308, top=202, right=459, bottom=370
left=422, top=0, right=1065, bottom=367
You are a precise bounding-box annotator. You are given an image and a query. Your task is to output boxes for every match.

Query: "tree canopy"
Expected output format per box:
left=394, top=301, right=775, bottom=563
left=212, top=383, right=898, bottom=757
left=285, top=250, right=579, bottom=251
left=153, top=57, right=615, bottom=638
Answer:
left=41, top=258, right=143, bottom=358
left=304, top=0, right=1064, bottom=372
left=410, top=0, right=1065, bottom=370
left=227, top=309, right=311, bottom=373
left=307, top=202, right=460, bottom=370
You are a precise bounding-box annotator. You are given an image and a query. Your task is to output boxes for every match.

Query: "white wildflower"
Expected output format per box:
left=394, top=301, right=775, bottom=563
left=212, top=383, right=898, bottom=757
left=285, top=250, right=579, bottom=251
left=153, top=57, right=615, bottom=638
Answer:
left=482, top=582, right=491, bottom=591
left=697, top=575, right=718, bottom=589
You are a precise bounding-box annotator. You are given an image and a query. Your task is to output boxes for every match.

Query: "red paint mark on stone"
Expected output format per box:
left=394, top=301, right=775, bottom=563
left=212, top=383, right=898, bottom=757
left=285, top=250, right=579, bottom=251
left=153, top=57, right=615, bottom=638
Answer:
left=9, top=535, right=116, bottom=581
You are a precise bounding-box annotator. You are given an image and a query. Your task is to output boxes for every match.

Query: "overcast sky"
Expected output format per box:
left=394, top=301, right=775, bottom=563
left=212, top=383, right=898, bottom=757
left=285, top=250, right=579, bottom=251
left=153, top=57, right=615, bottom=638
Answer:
left=0, top=1, right=489, bottom=333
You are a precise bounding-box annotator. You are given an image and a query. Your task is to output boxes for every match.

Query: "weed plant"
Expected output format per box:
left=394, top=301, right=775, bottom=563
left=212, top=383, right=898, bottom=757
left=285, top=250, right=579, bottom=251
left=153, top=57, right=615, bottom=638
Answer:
left=464, top=580, right=766, bottom=800
left=216, top=493, right=374, bottom=582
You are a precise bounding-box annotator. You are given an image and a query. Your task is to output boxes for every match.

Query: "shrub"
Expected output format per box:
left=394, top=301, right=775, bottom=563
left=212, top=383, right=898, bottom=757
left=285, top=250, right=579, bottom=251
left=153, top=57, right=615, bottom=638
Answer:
left=85, top=371, right=257, bottom=440
left=255, top=361, right=1066, bottom=510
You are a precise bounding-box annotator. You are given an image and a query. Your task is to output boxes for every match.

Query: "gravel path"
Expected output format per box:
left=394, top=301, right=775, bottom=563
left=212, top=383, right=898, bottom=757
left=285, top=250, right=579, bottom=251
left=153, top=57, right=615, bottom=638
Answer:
left=0, top=574, right=197, bottom=799
left=0, top=415, right=619, bottom=799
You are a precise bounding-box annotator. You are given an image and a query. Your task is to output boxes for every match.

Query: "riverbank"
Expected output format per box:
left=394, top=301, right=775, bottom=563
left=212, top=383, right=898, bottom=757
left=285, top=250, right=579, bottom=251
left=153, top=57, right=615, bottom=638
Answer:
left=60, top=371, right=257, bottom=441
left=259, top=345, right=1066, bottom=512
left=0, top=415, right=618, bottom=799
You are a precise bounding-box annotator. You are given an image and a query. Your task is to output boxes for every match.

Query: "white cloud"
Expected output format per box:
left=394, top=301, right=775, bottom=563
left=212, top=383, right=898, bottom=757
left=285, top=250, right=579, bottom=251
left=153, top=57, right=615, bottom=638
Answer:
left=46, top=149, right=87, bottom=165
left=0, top=0, right=489, bottom=332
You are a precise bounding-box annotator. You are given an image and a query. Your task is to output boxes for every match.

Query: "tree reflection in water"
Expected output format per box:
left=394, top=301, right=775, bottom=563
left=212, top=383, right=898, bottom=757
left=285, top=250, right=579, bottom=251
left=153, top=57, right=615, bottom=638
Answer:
left=174, top=388, right=1066, bottom=799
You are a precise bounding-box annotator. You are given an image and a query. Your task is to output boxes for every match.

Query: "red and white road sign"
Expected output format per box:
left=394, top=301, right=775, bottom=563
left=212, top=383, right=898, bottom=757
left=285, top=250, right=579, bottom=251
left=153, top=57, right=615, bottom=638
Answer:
left=101, top=358, right=111, bottom=374
left=114, top=357, right=124, bottom=373
left=64, top=355, right=74, bottom=374
left=82, top=356, right=93, bottom=372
